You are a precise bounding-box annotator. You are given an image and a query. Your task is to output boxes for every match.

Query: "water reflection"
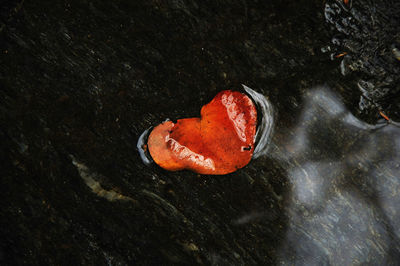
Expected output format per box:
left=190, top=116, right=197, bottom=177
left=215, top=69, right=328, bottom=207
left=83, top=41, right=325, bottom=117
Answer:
left=258, top=86, right=400, bottom=264
left=137, top=127, right=153, bottom=165
left=243, top=85, right=275, bottom=159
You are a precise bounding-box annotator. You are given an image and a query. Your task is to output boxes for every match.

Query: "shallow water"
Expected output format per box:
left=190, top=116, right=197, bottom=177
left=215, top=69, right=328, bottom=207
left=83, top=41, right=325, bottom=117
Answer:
left=1, top=0, right=400, bottom=264
left=267, top=86, right=400, bottom=264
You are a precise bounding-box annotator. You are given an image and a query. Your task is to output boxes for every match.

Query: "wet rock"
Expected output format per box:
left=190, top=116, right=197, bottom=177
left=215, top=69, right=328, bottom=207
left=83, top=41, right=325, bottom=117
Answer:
left=1, top=0, right=399, bottom=265
left=324, top=0, right=400, bottom=121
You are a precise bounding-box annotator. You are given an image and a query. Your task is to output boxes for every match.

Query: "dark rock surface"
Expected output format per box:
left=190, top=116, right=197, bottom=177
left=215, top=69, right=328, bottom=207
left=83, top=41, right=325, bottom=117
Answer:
left=324, top=0, right=400, bottom=120
left=1, top=0, right=399, bottom=265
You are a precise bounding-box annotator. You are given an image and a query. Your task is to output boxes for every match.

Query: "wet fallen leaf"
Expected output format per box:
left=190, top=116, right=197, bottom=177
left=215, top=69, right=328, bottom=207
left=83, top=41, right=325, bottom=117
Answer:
left=148, top=90, right=257, bottom=175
